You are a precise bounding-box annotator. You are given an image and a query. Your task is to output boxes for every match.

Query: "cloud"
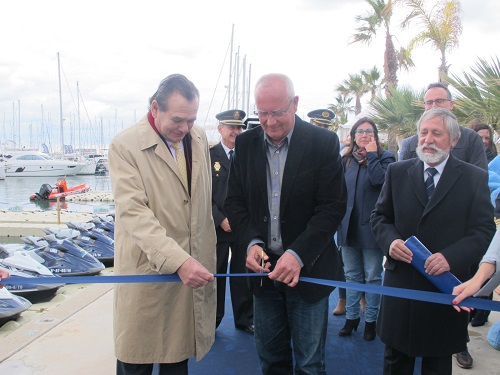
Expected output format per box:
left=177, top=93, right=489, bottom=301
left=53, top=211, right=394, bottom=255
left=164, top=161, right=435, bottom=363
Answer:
left=461, top=1, right=498, bottom=33
left=1, top=0, right=499, bottom=150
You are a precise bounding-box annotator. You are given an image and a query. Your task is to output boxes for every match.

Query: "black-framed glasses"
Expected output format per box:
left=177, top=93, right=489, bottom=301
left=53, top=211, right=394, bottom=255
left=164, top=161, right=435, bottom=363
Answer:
left=254, top=98, right=293, bottom=119
left=424, top=98, right=451, bottom=106
left=355, top=129, right=374, bottom=135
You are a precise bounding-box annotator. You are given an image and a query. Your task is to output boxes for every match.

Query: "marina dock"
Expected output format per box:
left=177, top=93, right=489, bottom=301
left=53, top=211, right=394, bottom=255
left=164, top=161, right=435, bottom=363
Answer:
left=0, top=191, right=114, bottom=237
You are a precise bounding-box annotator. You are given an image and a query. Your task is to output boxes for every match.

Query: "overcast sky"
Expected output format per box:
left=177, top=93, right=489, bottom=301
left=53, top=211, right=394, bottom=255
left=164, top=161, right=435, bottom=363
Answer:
left=0, top=0, right=498, bottom=149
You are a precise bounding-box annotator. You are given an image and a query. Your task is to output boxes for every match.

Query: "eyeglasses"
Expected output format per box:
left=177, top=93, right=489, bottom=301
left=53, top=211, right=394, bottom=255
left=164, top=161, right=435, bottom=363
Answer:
left=254, top=99, right=293, bottom=119
left=424, top=98, right=451, bottom=106
left=355, top=129, right=374, bottom=135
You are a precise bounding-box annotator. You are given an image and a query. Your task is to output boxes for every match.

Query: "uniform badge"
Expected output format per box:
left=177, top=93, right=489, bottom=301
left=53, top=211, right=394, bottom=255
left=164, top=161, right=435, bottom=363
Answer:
left=214, top=161, right=221, bottom=171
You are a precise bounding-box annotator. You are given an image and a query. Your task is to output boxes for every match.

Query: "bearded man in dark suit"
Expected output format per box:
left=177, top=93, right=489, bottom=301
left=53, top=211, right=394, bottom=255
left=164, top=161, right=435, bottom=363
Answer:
left=224, top=73, right=347, bottom=374
left=370, top=107, right=495, bottom=375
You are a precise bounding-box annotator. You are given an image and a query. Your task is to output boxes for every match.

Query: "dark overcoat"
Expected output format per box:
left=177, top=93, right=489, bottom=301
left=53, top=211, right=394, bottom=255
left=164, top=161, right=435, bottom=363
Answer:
left=370, top=155, right=495, bottom=356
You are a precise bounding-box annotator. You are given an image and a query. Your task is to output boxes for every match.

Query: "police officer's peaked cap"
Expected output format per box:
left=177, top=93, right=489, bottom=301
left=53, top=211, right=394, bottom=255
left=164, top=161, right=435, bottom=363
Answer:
left=216, top=109, right=247, bottom=128
left=307, top=109, right=335, bottom=126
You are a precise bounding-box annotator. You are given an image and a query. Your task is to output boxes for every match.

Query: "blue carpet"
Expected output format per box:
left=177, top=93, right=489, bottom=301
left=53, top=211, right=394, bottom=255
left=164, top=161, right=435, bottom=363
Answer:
left=188, top=288, right=389, bottom=375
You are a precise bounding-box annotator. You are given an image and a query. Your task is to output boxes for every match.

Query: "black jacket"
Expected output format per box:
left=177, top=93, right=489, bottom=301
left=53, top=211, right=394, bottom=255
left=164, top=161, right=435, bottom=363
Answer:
left=224, top=116, right=347, bottom=302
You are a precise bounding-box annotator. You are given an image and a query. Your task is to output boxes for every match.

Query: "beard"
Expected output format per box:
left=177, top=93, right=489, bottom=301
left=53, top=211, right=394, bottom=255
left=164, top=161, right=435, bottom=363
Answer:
left=416, top=143, right=450, bottom=165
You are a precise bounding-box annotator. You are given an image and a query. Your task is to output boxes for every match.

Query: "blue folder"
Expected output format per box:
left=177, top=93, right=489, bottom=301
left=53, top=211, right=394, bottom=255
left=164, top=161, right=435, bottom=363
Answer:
left=404, top=236, right=461, bottom=294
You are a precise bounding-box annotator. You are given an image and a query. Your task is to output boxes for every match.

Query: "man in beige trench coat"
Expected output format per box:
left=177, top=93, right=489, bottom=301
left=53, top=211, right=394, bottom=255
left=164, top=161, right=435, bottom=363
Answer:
left=109, top=74, right=216, bottom=375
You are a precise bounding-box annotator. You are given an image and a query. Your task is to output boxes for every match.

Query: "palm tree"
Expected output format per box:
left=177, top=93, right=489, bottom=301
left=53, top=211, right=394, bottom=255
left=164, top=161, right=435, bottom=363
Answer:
left=328, top=94, right=355, bottom=129
left=351, top=0, right=399, bottom=95
left=361, top=66, right=383, bottom=102
left=370, top=85, right=424, bottom=155
left=336, top=73, right=368, bottom=115
left=443, top=56, right=500, bottom=127
left=401, top=0, right=462, bottom=81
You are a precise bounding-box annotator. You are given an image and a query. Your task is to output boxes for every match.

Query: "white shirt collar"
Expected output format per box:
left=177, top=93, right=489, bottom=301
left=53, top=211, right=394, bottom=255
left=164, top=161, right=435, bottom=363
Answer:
left=423, top=155, right=449, bottom=185
left=221, top=142, right=234, bottom=158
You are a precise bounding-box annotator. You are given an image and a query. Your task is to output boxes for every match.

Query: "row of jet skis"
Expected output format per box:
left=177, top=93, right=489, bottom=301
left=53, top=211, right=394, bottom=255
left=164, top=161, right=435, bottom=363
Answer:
left=0, top=214, right=115, bottom=327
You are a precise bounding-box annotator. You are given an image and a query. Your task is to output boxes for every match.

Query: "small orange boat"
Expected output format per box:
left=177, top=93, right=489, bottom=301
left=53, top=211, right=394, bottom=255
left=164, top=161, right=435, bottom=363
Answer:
left=29, top=179, right=91, bottom=201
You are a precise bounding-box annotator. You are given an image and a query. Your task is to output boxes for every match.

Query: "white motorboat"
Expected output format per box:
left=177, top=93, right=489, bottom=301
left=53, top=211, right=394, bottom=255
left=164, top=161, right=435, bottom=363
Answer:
left=3, top=151, right=86, bottom=177
left=0, top=153, right=6, bottom=180
left=77, top=159, right=99, bottom=175
left=76, top=154, right=108, bottom=175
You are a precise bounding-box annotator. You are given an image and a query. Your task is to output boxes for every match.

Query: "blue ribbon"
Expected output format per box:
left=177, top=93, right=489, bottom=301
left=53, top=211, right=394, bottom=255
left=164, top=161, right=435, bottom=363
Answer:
left=3, top=273, right=499, bottom=311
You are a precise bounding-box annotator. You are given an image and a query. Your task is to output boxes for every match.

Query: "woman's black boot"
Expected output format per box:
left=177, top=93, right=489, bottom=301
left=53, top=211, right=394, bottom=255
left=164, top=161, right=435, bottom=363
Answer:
left=364, top=321, right=377, bottom=341
left=339, top=318, right=360, bottom=336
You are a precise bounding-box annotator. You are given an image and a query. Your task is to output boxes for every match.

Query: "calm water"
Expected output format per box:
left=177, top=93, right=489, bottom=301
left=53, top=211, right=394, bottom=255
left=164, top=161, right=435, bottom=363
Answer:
left=0, top=174, right=113, bottom=213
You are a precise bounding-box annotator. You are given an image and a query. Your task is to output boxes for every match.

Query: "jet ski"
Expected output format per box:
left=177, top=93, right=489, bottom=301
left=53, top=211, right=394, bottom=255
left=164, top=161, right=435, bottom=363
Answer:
left=43, top=227, right=114, bottom=266
left=20, top=235, right=105, bottom=276
left=90, top=215, right=115, bottom=240
left=0, top=245, right=63, bottom=301
left=66, top=221, right=115, bottom=250
left=0, top=287, right=32, bottom=327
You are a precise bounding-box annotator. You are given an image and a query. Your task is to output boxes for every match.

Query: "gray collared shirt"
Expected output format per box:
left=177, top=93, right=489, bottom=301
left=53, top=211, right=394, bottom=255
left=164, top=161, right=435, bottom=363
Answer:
left=261, top=125, right=303, bottom=266
left=264, top=131, right=291, bottom=255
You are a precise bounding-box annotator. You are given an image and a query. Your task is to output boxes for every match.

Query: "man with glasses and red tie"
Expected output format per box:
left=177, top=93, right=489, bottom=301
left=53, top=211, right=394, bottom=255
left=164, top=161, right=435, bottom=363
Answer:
left=109, top=74, right=216, bottom=375
left=224, top=73, right=347, bottom=374
left=210, top=109, right=254, bottom=334
left=399, top=82, right=487, bottom=370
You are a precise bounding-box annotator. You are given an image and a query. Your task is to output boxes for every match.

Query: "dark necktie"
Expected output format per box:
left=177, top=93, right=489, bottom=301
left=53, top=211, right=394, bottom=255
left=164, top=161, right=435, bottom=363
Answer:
left=228, top=150, right=234, bottom=160
left=425, top=167, right=438, bottom=199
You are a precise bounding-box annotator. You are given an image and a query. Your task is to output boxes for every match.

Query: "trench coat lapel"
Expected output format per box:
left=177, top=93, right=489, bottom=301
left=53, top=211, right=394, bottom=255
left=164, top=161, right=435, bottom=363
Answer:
left=137, top=118, right=194, bottom=193
left=190, top=127, right=205, bottom=190
left=136, top=117, right=177, bottom=177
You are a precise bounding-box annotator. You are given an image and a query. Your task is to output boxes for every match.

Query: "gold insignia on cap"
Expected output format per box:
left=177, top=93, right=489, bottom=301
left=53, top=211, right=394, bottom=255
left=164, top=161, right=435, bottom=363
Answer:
left=234, top=111, right=241, bottom=120
left=214, top=161, right=221, bottom=171
left=322, top=111, right=330, bottom=118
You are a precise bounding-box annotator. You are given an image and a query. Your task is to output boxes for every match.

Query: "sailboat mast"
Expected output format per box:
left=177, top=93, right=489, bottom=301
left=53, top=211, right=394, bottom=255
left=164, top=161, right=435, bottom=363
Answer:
left=18, top=100, right=21, bottom=149
left=77, top=81, right=81, bottom=153
left=58, top=52, right=64, bottom=154
left=234, top=46, right=240, bottom=108
left=227, top=24, right=234, bottom=110
left=242, top=55, right=246, bottom=113
left=247, top=64, right=252, bottom=115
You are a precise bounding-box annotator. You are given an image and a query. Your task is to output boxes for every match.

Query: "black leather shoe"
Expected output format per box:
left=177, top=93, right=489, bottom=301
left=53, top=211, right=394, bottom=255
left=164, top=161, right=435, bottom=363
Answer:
left=471, top=309, right=489, bottom=327
left=364, top=321, right=376, bottom=341
left=455, top=350, right=473, bottom=369
left=236, top=324, right=255, bottom=335
left=339, top=318, right=360, bottom=336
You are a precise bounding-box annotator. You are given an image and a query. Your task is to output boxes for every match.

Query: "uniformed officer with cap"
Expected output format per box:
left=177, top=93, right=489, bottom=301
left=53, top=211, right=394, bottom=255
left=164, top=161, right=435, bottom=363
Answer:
left=307, top=108, right=335, bottom=128
left=211, top=109, right=254, bottom=334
